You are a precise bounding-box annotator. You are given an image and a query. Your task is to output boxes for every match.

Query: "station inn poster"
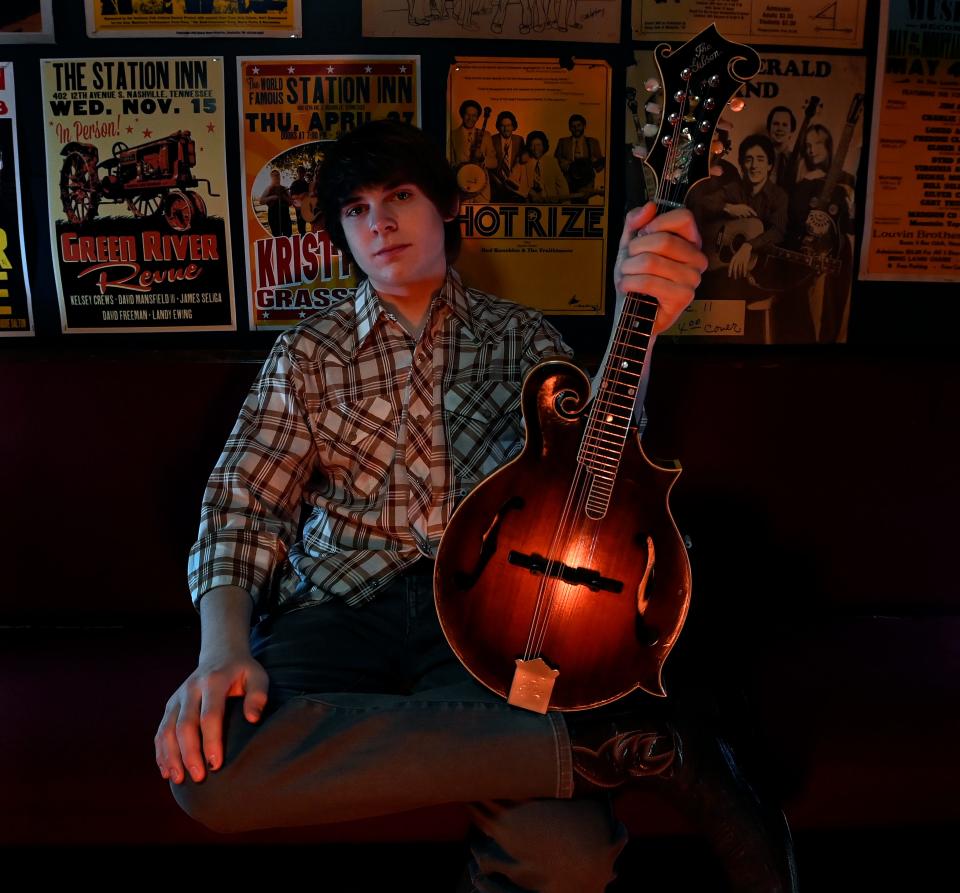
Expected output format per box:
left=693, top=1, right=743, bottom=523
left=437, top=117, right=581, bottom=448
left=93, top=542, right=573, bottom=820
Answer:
left=860, top=0, right=960, bottom=281
left=85, top=0, right=302, bottom=38
left=0, top=63, right=34, bottom=336
left=447, top=58, right=611, bottom=315
left=41, top=56, right=235, bottom=333
left=237, top=55, right=420, bottom=331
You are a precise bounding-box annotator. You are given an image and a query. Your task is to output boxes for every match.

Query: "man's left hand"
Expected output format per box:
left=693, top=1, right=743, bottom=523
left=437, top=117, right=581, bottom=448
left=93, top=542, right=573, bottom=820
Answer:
left=614, top=203, right=707, bottom=335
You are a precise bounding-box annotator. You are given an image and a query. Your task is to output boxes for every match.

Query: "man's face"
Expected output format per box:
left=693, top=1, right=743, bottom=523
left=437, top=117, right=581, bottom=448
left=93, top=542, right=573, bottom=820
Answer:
left=270, top=171, right=281, bottom=185
left=462, top=106, right=479, bottom=129
left=805, top=132, right=829, bottom=167
left=340, top=182, right=451, bottom=301
left=569, top=118, right=585, bottom=138
left=768, top=112, right=792, bottom=147
left=498, top=118, right=515, bottom=138
left=529, top=137, right=546, bottom=159
left=742, top=146, right=771, bottom=187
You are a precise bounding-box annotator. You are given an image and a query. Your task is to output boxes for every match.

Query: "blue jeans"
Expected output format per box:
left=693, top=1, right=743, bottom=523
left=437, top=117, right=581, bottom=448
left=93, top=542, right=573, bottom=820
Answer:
left=172, top=565, right=628, bottom=892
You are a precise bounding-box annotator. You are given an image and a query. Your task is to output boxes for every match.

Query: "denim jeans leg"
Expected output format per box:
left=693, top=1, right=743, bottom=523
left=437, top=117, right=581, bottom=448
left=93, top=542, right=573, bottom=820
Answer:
left=404, top=573, right=627, bottom=893
left=171, top=578, right=570, bottom=833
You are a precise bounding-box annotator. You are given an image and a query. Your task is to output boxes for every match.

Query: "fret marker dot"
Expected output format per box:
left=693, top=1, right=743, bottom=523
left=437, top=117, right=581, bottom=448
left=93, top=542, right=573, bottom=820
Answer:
left=606, top=414, right=613, bottom=423
left=621, top=361, right=629, bottom=369
left=628, top=387, right=636, bottom=396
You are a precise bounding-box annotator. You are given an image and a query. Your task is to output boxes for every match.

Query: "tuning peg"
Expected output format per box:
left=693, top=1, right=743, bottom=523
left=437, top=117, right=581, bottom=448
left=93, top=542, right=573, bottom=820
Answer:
left=644, top=78, right=661, bottom=93
left=642, top=123, right=659, bottom=137
left=645, top=102, right=661, bottom=116
left=710, top=139, right=725, bottom=155
left=728, top=97, right=745, bottom=112
left=632, top=144, right=649, bottom=159
left=718, top=116, right=735, bottom=130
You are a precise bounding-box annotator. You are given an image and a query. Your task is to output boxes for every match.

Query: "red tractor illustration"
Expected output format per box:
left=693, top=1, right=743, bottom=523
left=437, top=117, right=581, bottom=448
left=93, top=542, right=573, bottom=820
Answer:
left=58, top=130, right=219, bottom=232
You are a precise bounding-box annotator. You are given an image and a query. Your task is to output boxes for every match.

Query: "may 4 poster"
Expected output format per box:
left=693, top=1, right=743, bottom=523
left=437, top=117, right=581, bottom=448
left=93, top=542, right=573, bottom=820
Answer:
left=41, top=56, right=236, bottom=333
left=238, top=56, right=420, bottom=330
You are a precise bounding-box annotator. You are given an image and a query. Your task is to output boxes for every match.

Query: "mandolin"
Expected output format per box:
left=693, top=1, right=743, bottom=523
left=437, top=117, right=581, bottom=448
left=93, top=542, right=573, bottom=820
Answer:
left=434, top=26, right=761, bottom=713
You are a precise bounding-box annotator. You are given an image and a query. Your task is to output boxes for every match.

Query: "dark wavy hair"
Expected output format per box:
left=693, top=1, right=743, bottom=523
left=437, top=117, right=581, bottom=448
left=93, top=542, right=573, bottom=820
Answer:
left=315, top=120, right=461, bottom=269
left=738, top=133, right=776, bottom=168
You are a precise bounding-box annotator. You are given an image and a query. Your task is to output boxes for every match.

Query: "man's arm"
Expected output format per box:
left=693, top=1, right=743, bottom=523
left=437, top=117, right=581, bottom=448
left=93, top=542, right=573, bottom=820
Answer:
left=155, top=585, right=268, bottom=786
left=157, top=336, right=319, bottom=785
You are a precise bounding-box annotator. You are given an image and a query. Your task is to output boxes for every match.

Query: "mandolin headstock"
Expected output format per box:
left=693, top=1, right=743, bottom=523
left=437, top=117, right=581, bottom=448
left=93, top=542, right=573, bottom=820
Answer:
left=644, top=25, right=761, bottom=204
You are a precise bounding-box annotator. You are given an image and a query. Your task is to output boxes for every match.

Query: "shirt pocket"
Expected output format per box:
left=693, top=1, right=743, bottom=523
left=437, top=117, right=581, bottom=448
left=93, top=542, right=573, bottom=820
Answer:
left=312, top=393, right=398, bottom=504
left=444, top=377, right=524, bottom=488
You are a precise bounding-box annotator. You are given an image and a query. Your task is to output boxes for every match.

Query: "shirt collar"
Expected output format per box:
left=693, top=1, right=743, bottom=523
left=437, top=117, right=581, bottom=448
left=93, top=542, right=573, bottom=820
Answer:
left=351, top=268, right=490, bottom=358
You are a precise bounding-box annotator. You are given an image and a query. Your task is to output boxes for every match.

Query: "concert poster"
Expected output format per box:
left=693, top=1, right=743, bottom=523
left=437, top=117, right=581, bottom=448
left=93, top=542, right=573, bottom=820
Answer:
left=237, top=56, right=421, bottom=331
left=0, top=64, right=33, bottom=336
left=447, top=58, right=611, bottom=316
left=41, top=57, right=236, bottom=333
left=85, top=0, right=302, bottom=38
left=632, top=0, right=866, bottom=49
left=860, top=0, right=960, bottom=282
left=362, top=0, right=620, bottom=42
left=661, top=52, right=866, bottom=344
left=0, top=0, right=53, bottom=43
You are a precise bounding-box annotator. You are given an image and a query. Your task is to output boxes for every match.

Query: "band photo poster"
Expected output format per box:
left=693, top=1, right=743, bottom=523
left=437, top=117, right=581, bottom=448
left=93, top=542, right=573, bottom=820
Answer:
left=0, top=0, right=54, bottom=43
left=0, top=63, right=34, bottom=336
left=630, top=51, right=866, bottom=344
left=860, top=0, right=960, bottom=281
left=41, top=56, right=236, bottom=333
left=237, top=55, right=421, bottom=330
left=632, top=0, right=866, bottom=49
left=448, top=58, right=611, bottom=315
left=362, top=1, right=620, bottom=42
left=86, top=1, right=302, bottom=38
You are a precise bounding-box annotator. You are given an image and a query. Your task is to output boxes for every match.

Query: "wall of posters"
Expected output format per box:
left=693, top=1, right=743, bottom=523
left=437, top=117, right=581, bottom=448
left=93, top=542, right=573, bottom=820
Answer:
left=363, top=1, right=620, bottom=42
left=0, top=0, right=53, bottom=43
left=632, top=0, right=865, bottom=49
left=41, top=57, right=236, bottom=333
left=448, top=58, right=611, bottom=315
left=238, top=56, right=420, bottom=331
left=860, top=0, right=960, bottom=282
left=672, top=52, right=866, bottom=343
left=0, top=63, right=33, bottom=336
left=85, top=0, right=302, bottom=38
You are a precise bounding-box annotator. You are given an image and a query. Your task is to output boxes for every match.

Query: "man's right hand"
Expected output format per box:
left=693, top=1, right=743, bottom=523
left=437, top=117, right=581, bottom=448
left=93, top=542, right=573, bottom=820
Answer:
left=155, top=649, right=269, bottom=785
left=155, top=584, right=265, bottom=785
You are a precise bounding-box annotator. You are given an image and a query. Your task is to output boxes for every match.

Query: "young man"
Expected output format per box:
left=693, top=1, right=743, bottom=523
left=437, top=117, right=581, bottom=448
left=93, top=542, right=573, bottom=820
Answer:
left=157, top=121, right=795, bottom=892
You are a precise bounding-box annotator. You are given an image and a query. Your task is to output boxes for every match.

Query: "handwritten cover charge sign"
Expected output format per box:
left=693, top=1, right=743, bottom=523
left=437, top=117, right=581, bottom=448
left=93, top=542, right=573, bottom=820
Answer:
left=41, top=57, right=236, bottom=332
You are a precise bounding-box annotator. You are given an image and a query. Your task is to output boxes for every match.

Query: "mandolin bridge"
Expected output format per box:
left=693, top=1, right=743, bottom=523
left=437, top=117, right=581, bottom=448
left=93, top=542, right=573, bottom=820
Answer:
left=507, top=551, right=623, bottom=594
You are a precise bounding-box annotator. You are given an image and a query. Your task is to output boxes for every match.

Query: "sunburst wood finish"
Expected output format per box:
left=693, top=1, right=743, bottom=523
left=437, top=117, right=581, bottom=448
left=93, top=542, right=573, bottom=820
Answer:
left=435, top=26, right=760, bottom=712
left=435, top=360, right=690, bottom=711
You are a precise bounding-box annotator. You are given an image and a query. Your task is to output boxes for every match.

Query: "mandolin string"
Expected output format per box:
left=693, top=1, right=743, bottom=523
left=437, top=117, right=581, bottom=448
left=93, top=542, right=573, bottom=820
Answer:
left=523, top=460, right=591, bottom=660
left=527, top=75, right=688, bottom=660
left=528, top=460, right=595, bottom=659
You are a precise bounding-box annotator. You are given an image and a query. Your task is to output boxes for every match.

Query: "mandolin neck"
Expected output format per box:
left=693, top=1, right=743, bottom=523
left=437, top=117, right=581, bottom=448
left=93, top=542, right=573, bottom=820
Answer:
left=576, top=289, right=658, bottom=517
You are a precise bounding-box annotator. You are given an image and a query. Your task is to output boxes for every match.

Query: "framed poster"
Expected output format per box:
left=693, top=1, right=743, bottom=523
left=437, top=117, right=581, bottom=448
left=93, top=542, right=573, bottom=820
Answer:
left=238, top=55, right=421, bottom=330
left=448, top=57, right=611, bottom=315
left=41, top=57, right=236, bottom=332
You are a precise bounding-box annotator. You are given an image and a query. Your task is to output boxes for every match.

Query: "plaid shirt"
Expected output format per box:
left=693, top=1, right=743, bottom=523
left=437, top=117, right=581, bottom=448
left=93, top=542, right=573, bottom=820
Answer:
left=188, top=268, right=573, bottom=614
